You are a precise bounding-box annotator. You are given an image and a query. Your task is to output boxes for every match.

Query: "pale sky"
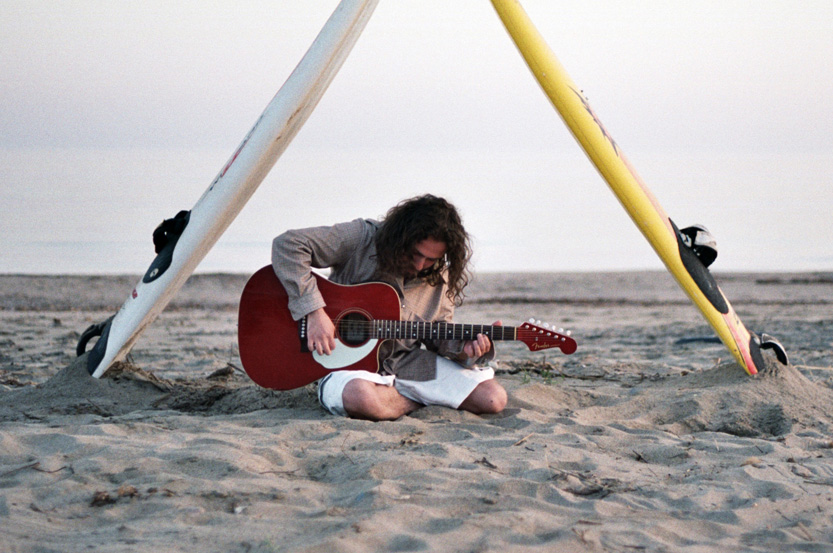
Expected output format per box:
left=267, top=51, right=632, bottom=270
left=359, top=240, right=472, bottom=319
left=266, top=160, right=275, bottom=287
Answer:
left=2, top=1, right=832, bottom=273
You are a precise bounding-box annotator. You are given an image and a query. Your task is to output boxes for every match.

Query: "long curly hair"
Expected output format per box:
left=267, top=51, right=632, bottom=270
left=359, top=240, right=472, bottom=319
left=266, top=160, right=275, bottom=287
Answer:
left=374, top=195, right=472, bottom=305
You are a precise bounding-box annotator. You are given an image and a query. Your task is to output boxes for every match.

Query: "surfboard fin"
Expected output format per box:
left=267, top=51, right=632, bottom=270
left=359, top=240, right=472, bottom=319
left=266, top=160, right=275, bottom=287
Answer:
left=152, top=210, right=191, bottom=254
left=759, top=333, right=789, bottom=365
left=76, top=316, right=112, bottom=357
left=680, top=225, right=718, bottom=268
left=144, top=210, right=191, bottom=284
left=77, top=315, right=115, bottom=375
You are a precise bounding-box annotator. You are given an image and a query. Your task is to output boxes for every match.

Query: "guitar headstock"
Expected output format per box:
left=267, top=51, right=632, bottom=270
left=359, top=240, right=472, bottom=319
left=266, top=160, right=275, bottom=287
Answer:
left=517, top=319, right=577, bottom=354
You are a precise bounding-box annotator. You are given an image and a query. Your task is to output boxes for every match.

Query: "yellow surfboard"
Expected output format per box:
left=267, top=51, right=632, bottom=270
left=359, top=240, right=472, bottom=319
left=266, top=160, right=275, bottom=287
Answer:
left=490, top=0, right=787, bottom=375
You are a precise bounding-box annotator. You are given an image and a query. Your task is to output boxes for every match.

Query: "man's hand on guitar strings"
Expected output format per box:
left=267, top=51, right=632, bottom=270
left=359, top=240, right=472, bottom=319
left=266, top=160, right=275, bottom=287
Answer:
left=307, top=308, right=337, bottom=355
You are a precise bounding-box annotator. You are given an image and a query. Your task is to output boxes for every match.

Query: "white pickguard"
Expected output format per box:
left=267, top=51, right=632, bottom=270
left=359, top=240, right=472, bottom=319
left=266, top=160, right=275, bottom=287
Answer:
left=312, top=338, right=379, bottom=369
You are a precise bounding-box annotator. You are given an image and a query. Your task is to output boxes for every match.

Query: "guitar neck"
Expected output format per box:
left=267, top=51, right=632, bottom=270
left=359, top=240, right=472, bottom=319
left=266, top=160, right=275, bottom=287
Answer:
left=333, top=316, right=575, bottom=354
left=369, top=321, right=516, bottom=342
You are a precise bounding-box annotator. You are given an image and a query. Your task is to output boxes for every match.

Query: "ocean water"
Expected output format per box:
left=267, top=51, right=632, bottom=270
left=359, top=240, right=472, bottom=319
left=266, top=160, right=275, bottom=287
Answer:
left=2, top=146, right=831, bottom=275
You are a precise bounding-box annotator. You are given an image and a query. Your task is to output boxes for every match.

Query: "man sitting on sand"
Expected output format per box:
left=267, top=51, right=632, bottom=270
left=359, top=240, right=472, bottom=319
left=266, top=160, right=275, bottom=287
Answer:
left=272, top=194, right=507, bottom=421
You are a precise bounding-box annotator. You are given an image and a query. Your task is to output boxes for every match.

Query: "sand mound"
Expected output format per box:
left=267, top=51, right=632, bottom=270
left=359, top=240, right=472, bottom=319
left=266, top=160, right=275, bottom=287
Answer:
left=0, top=354, right=319, bottom=422
left=667, top=359, right=833, bottom=437
left=580, top=358, right=833, bottom=438
left=0, top=355, right=167, bottom=421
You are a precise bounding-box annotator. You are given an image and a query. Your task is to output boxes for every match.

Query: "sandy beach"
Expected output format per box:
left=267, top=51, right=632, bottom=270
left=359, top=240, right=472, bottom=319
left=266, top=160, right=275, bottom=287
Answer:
left=1, top=270, right=832, bottom=552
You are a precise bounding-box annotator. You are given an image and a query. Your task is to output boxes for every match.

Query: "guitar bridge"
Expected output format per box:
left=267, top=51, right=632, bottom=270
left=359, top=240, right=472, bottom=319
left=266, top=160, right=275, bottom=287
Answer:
left=298, top=316, right=310, bottom=353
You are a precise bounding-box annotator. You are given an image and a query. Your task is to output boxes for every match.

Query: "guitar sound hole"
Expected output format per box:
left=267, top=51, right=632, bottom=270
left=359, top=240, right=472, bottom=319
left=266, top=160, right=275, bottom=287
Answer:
left=337, top=312, right=371, bottom=347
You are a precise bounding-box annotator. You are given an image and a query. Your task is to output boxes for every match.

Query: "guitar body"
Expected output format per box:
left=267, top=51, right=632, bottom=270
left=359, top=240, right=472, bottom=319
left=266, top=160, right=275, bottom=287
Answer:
left=238, top=266, right=401, bottom=390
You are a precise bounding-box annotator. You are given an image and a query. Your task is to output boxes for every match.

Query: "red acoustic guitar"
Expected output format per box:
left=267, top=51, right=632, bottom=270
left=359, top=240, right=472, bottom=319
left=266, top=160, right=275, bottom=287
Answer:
left=237, top=266, right=577, bottom=390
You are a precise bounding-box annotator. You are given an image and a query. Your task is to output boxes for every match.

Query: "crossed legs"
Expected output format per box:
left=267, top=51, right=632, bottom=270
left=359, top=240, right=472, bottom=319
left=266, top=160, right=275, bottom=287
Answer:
left=342, top=374, right=507, bottom=421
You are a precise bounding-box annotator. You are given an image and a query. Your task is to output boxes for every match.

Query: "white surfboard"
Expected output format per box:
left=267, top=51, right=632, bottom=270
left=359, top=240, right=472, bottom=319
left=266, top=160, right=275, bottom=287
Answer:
left=81, top=0, right=379, bottom=378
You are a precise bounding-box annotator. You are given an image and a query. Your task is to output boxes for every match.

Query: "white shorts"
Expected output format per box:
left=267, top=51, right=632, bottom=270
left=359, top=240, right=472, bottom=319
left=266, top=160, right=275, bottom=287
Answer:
left=317, top=357, right=495, bottom=417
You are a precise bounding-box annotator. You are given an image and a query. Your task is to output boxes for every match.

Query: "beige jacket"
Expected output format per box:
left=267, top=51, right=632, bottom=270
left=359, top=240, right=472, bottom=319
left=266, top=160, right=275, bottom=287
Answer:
left=271, top=218, right=493, bottom=381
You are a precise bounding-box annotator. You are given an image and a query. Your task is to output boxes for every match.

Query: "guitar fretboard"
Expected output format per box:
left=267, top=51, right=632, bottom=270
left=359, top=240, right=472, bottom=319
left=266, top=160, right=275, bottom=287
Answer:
left=369, top=321, right=517, bottom=341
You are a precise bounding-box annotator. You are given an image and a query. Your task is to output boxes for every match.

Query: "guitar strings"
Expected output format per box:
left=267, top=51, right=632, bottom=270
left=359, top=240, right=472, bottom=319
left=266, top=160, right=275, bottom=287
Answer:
left=331, top=320, right=562, bottom=331
left=331, top=320, right=566, bottom=338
